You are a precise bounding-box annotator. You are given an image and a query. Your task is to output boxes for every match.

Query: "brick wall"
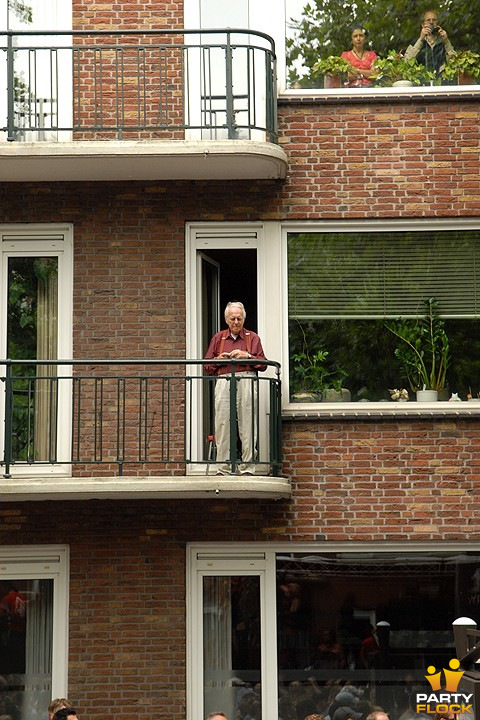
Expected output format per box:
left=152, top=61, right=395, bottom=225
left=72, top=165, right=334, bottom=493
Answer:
left=277, top=97, right=480, bottom=219
left=1, top=92, right=480, bottom=719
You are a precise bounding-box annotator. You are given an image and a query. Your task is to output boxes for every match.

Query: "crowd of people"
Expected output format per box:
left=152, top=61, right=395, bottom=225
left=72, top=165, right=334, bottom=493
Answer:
left=339, top=9, right=455, bottom=87
left=206, top=675, right=463, bottom=720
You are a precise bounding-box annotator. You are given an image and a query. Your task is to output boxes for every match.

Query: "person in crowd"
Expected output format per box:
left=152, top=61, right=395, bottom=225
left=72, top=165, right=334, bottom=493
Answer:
left=365, top=712, right=389, bottom=720
left=206, top=713, right=228, bottom=720
left=341, top=26, right=378, bottom=87
left=332, top=708, right=362, bottom=720
left=403, top=9, right=455, bottom=77
left=432, top=710, right=458, bottom=720
left=204, top=301, right=267, bottom=476
left=313, top=630, right=346, bottom=670
left=52, top=709, right=78, bottom=720
left=48, top=700, right=75, bottom=720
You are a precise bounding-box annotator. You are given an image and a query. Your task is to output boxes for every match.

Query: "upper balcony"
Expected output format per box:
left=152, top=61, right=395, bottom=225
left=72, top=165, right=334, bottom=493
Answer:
left=0, top=358, right=289, bottom=502
left=0, top=29, right=288, bottom=182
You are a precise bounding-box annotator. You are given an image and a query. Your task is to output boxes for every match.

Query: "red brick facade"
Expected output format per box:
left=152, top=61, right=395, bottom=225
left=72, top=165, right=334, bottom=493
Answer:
left=1, top=45, right=480, bottom=720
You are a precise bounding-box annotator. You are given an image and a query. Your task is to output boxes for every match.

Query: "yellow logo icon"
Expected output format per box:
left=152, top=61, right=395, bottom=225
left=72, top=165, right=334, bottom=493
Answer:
left=425, top=658, right=465, bottom=693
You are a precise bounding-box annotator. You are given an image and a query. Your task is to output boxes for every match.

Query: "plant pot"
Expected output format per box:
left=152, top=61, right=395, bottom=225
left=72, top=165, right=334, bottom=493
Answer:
left=322, top=388, right=351, bottom=403
left=392, top=80, right=413, bottom=87
left=416, top=390, right=438, bottom=402
left=457, top=71, right=476, bottom=85
left=324, top=74, right=342, bottom=89
left=291, top=391, right=321, bottom=403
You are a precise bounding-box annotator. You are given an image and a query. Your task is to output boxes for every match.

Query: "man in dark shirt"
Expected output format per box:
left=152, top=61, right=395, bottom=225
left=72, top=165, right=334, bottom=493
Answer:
left=404, top=9, right=455, bottom=78
left=205, top=301, right=267, bottom=475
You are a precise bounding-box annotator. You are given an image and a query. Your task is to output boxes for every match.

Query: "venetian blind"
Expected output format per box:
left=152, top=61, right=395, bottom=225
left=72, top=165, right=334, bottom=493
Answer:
left=288, top=230, right=480, bottom=319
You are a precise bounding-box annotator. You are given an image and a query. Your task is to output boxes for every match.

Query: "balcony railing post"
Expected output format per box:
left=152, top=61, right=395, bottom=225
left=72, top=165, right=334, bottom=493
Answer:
left=229, top=365, right=238, bottom=473
left=269, top=369, right=282, bottom=476
left=3, top=360, right=13, bottom=477
left=6, top=34, right=15, bottom=142
left=225, top=31, right=236, bottom=140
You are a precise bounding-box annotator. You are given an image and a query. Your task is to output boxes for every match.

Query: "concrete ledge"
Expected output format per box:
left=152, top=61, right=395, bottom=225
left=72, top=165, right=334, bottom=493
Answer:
left=0, top=139, right=288, bottom=181
left=0, top=474, right=291, bottom=501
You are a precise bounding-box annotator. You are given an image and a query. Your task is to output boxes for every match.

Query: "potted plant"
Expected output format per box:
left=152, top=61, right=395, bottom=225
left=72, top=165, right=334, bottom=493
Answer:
left=386, top=297, right=451, bottom=401
left=443, top=51, right=480, bottom=85
left=373, top=51, right=436, bottom=87
left=290, top=348, right=348, bottom=402
left=312, top=55, right=351, bottom=89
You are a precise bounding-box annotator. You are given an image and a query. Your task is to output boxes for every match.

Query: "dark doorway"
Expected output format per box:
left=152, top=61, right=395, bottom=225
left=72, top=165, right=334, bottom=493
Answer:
left=201, top=249, right=258, bottom=333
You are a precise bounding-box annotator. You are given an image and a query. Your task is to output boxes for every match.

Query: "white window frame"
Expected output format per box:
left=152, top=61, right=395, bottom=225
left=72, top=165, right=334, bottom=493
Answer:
left=283, top=218, right=480, bottom=416
left=0, top=223, right=74, bottom=476
left=186, top=541, right=476, bottom=720
left=0, top=544, right=70, bottom=697
left=185, top=221, right=282, bottom=472
left=187, top=218, right=480, bottom=418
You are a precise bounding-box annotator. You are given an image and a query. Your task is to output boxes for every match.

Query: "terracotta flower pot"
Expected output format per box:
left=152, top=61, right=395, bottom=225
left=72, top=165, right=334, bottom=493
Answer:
left=457, top=71, right=476, bottom=85
left=324, top=74, right=342, bottom=89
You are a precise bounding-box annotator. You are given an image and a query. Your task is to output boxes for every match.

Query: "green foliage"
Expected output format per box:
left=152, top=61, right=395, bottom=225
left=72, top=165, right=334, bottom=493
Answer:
left=287, top=0, right=480, bottom=86
left=290, top=323, right=348, bottom=396
left=373, top=51, right=436, bottom=85
left=312, top=55, right=351, bottom=77
left=7, top=0, right=33, bottom=24
left=443, top=50, right=480, bottom=80
left=386, top=298, right=451, bottom=392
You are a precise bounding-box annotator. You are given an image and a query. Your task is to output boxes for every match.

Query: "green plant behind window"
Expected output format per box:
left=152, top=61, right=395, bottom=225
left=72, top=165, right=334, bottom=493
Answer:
left=386, top=297, right=450, bottom=392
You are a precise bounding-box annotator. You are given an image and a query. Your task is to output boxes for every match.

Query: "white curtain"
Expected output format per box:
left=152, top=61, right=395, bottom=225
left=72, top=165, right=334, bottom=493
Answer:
left=34, top=262, right=58, bottom=461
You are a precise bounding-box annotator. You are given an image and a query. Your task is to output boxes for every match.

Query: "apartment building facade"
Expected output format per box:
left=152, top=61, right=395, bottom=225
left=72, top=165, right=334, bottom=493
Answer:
left=1, top=1, right=480, bottom=719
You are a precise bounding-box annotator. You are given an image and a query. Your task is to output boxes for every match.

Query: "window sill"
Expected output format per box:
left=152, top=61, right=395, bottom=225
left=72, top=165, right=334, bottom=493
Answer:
left=283, top=400, right=480, bottom=420
left=279, top=84, right=480, bottom=104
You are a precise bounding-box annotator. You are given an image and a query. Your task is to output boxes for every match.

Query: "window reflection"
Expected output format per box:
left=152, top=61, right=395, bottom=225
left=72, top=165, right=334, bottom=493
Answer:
left=0, top=579, right=53, bottom=720
left=276, top=552, right=478, bottom=719
left=203, top=576, right=261, bottom=720
left=286, top=1, right=480, bottom=89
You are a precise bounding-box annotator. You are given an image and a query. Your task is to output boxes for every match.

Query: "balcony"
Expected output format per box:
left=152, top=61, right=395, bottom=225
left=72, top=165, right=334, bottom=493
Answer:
left=0, top=358, right=289, bottom=501
left=0, top=29, right=287, bottom=182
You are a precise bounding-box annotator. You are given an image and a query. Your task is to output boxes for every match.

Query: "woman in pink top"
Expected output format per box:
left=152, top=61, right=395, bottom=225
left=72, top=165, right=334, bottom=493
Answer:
left=341, top=26, right=378, bottom=87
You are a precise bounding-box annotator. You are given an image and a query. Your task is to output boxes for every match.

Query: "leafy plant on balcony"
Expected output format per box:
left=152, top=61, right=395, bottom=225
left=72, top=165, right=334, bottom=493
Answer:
left=443, top=51, right=480, bottom=82
left=373, top=51, right=436, bottom=86
left=312, top=55, right=351, bottom=79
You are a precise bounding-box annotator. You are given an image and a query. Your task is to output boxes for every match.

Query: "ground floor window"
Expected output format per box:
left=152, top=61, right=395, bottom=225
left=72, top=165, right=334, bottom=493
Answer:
left=187, top=544, right=480, bottom=720
left=0, top=546, right=69, bottom=720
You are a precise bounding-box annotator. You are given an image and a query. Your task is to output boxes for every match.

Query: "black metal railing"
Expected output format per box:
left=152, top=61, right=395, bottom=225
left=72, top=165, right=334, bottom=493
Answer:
left=1, top=28, right=278, bottom=142
left=0, top=359, right=282, bottom=478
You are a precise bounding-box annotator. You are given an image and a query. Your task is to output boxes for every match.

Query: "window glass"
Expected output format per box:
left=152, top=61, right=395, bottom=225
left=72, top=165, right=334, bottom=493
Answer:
left=203, top=576, right=261, bottom=720
left=286, top=0, right=480, bottom=90
left=276, top=550, right=479, bottom=720
left=7, top=257, right=58, bottom=461
left=0, top=579, right=54, bottom=720
left=287, top=229, right=480, bottom=402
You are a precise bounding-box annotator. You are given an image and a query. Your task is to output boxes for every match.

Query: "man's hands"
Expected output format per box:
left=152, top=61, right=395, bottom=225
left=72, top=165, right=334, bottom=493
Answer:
left=218, top=349, right=249, bottom=359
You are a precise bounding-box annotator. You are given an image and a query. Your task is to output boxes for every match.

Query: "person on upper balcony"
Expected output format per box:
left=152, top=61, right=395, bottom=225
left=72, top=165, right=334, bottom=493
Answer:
left=341, top=26, right=378, bottom=87
left=404, top=9, right=455, bottom=78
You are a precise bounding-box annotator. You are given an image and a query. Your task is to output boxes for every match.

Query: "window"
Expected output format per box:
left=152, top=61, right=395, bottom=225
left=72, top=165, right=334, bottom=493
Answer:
left=0, top=546, right=69, bottom=720
left=0, top=224, right=73, bottom=474
left=286, top=1, right=480, bottom=92
left=2, top=0, right=72, bottom=141
left=188, top=543, right=480, bottom=720
left=287, top=222, right=480, bottom=404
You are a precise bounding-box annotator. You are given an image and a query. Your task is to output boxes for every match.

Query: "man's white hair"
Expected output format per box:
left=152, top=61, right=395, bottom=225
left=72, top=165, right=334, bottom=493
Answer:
left=224, top=301, right=246, bottom=320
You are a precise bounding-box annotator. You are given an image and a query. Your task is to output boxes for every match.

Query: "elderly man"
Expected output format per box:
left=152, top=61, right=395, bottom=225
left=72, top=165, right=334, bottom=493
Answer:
left=204, top=301, right=267, bottom=475
left=404, top=9, right=455, bottom=78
